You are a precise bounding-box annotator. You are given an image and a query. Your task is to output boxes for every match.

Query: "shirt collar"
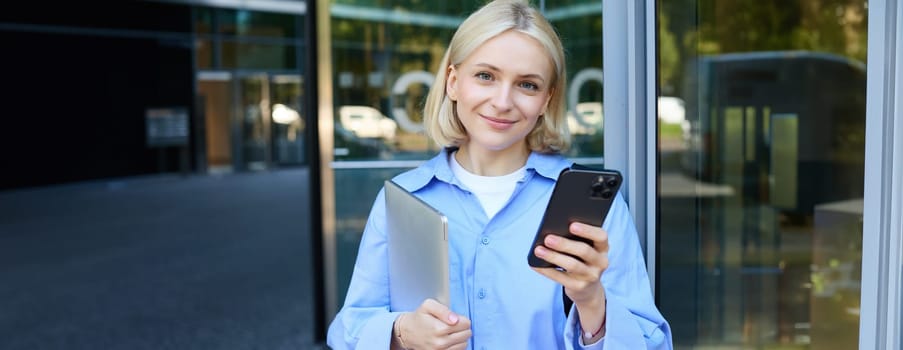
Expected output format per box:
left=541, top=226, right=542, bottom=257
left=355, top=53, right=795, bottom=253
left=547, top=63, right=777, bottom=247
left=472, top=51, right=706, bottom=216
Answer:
left=391, top=148, right=571, bottom=192
left=390, top=148, right=453, bottom=192
left=524, top=151, right=571, bottom=180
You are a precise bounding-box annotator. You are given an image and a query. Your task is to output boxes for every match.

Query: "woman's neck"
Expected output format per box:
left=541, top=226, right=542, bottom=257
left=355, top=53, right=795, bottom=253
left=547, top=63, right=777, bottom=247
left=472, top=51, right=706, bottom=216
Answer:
left=454, top=144, right=530, bottom=176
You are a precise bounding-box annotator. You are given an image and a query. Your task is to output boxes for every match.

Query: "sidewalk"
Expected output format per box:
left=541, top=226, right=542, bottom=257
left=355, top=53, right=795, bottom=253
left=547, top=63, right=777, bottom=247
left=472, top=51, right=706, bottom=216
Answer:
left=0, top=169, right=318, bottom=350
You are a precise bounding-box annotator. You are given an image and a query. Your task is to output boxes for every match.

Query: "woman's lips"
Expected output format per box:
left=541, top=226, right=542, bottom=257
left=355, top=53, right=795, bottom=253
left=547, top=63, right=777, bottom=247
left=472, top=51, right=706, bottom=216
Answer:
left=481, top=115, right=516, bottom=130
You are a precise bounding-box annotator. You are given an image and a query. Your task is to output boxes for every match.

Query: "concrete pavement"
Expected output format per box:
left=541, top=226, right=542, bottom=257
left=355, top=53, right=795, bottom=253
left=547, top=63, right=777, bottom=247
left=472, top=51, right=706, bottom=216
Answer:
left=0, top=169, right=319, bottom=349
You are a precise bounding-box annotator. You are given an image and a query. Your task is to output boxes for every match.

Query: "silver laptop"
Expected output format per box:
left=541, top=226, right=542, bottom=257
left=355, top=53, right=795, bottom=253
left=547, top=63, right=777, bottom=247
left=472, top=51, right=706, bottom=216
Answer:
left=384, top=180, right=450, bottom=311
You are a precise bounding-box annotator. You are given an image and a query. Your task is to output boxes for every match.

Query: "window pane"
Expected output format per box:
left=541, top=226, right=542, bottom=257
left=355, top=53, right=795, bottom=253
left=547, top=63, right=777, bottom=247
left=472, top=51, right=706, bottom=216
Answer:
left=334, top=0, right=477, bottom=14
left=549, top=1, right=604, bottom=159
left=331, top=14, right=462, bottom=161
left=221, top=41, right=298, bottom=70
left=240, top=76, right=269, bottom=169
left=219, top=9, right=300, bottom=38
left=196, top=38, right=213, bottom=69
left=270, top=75, right=306, bottom=165
left=657, top=1, right=867, bottom=349
left=195, top=7, right=213, bottom=34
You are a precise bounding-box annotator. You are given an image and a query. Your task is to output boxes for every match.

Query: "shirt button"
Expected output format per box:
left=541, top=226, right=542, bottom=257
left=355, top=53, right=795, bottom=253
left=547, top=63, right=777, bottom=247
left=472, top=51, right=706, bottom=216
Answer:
left=481, top=236, right=490, bottom=245
left=478, top=289, right=486, bottom=299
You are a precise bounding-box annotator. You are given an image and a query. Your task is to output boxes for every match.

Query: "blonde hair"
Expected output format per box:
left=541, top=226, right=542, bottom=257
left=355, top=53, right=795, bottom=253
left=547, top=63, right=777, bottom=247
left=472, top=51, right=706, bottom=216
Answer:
left=423, top=0, right=570, bottom=153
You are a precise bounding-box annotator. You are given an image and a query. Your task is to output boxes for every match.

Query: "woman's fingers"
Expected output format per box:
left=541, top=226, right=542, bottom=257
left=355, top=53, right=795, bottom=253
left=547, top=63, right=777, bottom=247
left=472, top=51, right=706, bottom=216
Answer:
left=423, top=326, right=473, bottom=349
left=537, top=225, right=607, bottom=263
left=542, top=234, right=596, bottom=262
left=420, top=298, right=461, bottom=326
left=533, top=244, right=584, bottom=273
left=564, top=222, right=609, bottom=253
left=532, top=223, right=611, bottom=290
left=404, top=299, right=473, bottom=349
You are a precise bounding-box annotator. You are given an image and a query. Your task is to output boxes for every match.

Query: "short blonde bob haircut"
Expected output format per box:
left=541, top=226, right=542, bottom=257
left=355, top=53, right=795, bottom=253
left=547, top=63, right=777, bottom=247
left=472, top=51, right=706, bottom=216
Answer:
left=423, top=0, right=570, bottom=153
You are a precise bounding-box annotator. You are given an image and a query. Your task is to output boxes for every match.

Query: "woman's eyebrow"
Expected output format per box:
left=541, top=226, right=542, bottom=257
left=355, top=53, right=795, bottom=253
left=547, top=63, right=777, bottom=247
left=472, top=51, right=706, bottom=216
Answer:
left=474, top=63, right=547, bottom=83
left=474, top=62, right=501, bottom=72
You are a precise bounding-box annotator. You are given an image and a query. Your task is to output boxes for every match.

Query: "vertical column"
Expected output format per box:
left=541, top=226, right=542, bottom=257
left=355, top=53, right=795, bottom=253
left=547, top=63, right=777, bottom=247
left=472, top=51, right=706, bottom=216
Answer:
left=603, top=0, right=655, bottom=282
left=860, top=0, right=903, bottom=349
left=307, top=0, right=337, bottom=342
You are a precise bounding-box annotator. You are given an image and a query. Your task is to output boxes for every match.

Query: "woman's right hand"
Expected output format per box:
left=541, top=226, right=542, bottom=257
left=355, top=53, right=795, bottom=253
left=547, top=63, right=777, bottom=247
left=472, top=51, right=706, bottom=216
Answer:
left=393, top=298, right=472, bottom=350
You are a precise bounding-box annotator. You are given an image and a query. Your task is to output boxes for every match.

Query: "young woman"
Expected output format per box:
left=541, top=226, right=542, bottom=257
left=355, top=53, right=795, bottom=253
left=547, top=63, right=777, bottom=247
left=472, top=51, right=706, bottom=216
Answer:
left=327, top=1, right=672, bottom=349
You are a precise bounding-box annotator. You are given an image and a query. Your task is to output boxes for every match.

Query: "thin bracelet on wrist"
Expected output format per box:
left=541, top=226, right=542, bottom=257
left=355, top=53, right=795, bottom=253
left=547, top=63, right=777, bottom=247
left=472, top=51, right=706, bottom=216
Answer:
left=394, top=314, right=410, bottom=349
left=583, top=316, right=606, bottom=340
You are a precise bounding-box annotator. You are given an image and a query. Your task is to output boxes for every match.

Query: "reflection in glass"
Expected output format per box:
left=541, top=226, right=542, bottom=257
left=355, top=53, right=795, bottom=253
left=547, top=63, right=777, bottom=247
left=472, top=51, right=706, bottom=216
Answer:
left=240, top=76, right=270, bottom=170
left=194, top=7, right=213, bottom=34
left=333, top=167, right=410, bottom=302
left=219, top=9, right=300, bottom=38
left=196, top=39, right=213, bottom=69
left=237, top=75, right=306, bottom=170
left=331, top=13, right=458, bottom=161
left=657, top=1, right=867, bottom=349
left=549, top=2, right=604, bottom=159
left=222, top=41, right=298, bottom=70
left=338, top=106, right=397, bottom=140
left=194, top=8, right=306, bottom=170
left=271, top=75, right=305, bottom=165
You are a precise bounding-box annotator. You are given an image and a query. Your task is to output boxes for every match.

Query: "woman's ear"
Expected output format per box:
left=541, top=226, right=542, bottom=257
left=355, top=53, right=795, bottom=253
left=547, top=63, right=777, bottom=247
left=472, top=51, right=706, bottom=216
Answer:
left=446, top=65, right=458, bottom=101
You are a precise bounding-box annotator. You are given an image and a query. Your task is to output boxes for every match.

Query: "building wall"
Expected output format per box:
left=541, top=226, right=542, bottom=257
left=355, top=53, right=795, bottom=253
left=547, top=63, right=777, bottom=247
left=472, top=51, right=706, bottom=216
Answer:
left=0, top=3, right=194, bottom=190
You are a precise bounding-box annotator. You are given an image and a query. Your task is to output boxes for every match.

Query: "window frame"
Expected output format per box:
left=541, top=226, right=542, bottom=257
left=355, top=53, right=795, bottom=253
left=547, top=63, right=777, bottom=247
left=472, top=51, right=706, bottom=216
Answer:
left=602, top=0, right=657, bottom=288
left=858, top=0, right=903, bottom=348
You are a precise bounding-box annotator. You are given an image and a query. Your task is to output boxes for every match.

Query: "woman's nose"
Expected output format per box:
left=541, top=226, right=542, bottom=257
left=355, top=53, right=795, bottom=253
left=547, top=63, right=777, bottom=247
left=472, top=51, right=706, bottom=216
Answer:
left=491, top=86, right=513, bottom=111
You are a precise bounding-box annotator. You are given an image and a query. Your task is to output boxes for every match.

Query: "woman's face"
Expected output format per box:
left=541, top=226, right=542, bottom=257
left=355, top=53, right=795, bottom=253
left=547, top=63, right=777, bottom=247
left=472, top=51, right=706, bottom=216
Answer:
left=446, top=30, right=554, bottom=154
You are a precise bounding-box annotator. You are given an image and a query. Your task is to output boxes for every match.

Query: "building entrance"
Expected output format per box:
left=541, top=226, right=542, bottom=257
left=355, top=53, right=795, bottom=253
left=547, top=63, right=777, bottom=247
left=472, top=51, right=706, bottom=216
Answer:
left=198, top=71, right=305, bottom=173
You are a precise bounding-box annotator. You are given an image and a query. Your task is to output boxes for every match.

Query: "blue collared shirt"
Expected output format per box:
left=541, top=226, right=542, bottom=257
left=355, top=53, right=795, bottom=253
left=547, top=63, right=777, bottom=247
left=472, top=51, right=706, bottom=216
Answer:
left=327, top=149, right=672, bottom=350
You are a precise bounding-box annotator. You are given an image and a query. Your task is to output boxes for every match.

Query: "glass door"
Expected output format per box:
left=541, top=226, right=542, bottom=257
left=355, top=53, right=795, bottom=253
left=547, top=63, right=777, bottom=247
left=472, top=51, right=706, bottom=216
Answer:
left=270, top=74, right=305, bottom=166
left=656, top=1, right=868, bottom=348
left=237, top=73, right=306, bottom=171
left=240, top=74, right=271, bottom=170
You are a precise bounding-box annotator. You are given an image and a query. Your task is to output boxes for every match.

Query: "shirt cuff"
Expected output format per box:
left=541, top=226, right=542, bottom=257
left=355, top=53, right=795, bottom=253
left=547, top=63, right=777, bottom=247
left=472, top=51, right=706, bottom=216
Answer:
left=565, top=305, right=606, bottom=350
left=357, top=311, right=403, bottom=349
left=596, top=297, right=651, bottom=349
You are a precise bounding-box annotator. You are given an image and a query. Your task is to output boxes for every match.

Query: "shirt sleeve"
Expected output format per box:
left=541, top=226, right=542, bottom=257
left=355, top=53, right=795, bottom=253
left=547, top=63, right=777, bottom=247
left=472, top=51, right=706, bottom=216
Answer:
left=565, top=192, right=674, bottom=350
left=326, top=189, right=398, bottom=350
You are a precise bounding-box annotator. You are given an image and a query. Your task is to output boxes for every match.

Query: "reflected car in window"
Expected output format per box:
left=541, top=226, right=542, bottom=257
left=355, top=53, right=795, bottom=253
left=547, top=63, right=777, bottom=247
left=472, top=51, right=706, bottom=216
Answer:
left=338, top=105, right=398, bottom=141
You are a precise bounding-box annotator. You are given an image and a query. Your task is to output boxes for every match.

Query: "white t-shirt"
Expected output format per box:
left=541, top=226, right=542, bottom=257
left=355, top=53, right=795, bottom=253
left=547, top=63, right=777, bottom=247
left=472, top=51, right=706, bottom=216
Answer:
left=449, top=152, right=526, bottom=219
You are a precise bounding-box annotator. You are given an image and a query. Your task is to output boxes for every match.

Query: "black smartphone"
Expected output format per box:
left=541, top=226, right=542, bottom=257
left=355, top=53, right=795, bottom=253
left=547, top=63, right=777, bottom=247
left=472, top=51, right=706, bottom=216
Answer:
left=527, top=165, right=623, bottom=269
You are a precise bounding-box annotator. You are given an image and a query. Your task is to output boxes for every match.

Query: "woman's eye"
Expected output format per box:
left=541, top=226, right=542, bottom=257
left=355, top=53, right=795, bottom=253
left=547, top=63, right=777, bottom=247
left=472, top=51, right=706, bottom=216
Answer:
left=519, top=81, right=539, bottom=91
left=476, top=72, right=492, bottom=81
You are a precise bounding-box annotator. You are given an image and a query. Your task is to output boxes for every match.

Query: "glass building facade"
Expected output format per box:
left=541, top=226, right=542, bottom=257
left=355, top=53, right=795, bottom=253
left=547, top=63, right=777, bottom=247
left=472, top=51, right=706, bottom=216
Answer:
left=657, top=1, right=869, bottom=348
left=1, top=0, right=900, bottom=349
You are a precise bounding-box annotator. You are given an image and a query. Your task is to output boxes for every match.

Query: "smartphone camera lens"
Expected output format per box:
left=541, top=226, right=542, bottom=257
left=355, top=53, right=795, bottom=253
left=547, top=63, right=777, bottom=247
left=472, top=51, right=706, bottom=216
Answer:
left=591, top=176, right=609, bottom=198
left=592, top=182, right=605, bottom=193
left=606, top=178, right=619, bottom=188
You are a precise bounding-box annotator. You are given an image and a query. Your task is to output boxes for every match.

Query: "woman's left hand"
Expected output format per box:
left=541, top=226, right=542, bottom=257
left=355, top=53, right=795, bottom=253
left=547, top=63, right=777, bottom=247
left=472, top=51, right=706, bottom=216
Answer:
left=531, top=222, right=608, bottom=339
